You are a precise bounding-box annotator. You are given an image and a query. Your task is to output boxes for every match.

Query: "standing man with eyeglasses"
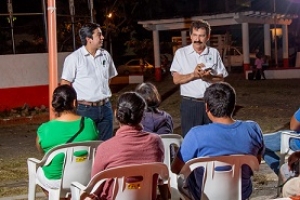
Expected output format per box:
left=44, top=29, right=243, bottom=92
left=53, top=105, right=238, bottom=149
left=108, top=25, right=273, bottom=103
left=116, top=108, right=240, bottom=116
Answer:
left=61, top=23, right=118, bottom=141
left=170, top=19, right=228, bottom=137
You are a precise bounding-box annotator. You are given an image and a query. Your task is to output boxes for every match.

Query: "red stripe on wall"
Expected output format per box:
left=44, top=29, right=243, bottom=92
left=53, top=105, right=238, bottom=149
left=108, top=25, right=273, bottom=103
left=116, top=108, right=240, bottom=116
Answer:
left=0, top=85, right=49, bottom=111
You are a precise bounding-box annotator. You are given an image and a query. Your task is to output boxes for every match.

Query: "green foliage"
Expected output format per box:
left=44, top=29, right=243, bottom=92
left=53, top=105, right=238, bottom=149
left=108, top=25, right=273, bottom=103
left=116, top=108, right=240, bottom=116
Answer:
left=0, top=31, right=10, bottom=54
left=16, top=39, right=45, bottom=54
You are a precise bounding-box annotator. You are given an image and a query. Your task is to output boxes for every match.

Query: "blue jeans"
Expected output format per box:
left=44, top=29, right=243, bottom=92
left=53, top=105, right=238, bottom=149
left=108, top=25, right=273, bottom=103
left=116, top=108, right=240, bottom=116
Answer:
left=263, top=131, right=300, bottom=175
left=77, top=101, right=113, bottom=141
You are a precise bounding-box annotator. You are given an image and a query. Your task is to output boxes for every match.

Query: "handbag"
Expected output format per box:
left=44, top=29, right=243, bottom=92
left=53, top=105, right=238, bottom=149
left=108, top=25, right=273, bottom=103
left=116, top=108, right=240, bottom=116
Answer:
left=66, top=117, right=85, bottom=143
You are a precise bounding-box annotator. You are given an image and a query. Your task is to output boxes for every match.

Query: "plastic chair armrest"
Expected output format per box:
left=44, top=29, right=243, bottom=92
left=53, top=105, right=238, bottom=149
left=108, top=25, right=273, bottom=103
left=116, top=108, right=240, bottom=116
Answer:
left=27, top=158, right=41, bottom=173
left=27, top=157, right=41, bottom=164
left=71, top=181, right=86, bottom=190
left=280, top=131, right=300, bottom=154
left=158, top=177, right=170, bottom=185
left=71, top=181, right=86, bottom=200
left=282, top=131, right=298, bottom=136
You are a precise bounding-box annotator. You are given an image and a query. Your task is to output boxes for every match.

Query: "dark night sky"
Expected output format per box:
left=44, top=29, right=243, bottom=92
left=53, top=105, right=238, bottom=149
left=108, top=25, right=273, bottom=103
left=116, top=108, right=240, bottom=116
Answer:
left=0, top=0, right=299, bottom=55
left=0, top=0, right=42, bottom=13
left=1, top=1, right=299, bottom=37
left=1, top=0, right=300, bottom=14
left=1, top=0, right=300, bottom=19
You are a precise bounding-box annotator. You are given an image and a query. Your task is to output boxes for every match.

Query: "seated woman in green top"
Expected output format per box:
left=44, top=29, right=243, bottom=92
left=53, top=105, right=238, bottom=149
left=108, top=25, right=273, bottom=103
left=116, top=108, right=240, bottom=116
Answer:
left=36, top=85, right=98, bottom=190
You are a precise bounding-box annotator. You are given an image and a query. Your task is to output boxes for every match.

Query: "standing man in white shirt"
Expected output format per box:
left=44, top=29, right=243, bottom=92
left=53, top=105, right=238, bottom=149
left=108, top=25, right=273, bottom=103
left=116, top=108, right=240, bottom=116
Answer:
left=170, top=19, right=228, bottom=137
left=61, top=23, right=118, bottom=140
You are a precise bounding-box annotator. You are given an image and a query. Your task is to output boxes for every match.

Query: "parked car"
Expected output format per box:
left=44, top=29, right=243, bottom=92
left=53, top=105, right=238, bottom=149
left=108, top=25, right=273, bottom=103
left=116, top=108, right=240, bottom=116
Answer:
left=222, top=46, right=256, bottom=68
left=117, top=59, right=154, bottom=75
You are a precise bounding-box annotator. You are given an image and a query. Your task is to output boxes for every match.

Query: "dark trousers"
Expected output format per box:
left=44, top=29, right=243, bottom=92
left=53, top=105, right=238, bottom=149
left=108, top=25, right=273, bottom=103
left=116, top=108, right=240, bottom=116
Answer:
left=180, top=97, right=211, bottom=137
left=253, top=68, right=266, bottom=80
left=77, top=101, right=113, bottom=141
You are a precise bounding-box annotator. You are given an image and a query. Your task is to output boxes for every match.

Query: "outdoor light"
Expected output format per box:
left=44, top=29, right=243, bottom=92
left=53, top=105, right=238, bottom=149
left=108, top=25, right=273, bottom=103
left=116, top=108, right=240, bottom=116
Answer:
left=107, top=12, right=112, bottom=18
left=271, top=28, right=282, bottom=40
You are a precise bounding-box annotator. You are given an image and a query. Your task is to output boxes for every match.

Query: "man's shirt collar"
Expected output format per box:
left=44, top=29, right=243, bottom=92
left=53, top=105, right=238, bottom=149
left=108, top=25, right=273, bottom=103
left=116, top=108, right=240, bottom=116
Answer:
left=187, top=44, right=210, bottom=55
left=80, top=46, right=103, bottom=57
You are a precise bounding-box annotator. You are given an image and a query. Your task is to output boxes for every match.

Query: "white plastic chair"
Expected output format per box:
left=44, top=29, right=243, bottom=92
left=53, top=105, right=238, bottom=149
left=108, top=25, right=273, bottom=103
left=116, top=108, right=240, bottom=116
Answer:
left=178, top=155, right=259, bottom=200
left=27, top=141, right=102, bottom=200
left=280, top=131, right=300, bottom=165
left=160, top=134, right=183, bottom=200
left=70, top=162, right=169, bottom=200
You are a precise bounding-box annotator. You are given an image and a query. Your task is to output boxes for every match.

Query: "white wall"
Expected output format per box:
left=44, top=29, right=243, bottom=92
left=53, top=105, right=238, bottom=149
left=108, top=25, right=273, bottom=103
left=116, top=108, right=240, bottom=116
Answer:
left=245, top=69, right=300, bottom=79
left=0, top=52, right=71, bottom=88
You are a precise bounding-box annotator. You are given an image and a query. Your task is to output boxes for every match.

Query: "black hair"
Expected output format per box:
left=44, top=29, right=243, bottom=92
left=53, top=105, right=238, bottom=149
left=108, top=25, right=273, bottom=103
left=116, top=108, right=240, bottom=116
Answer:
left=79, top=23, right=101, bottom=45
left=204, top=82, right=236, bottom=118
left=116, top=92, right=146, bottom=126
left=256, top=52, right=263, bottom=59
left=288, top=151, right=300, bottom=176
left=135, top=82, right=161, bottom=111
left=52, top=85, right=77, bottom=115
left=189, top=20, right=211, bottom=36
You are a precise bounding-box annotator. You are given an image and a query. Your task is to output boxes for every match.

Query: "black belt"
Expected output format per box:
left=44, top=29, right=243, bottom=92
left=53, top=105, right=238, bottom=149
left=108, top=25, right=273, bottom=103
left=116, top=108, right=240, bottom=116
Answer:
left=182, top=96, right=204, bottom=102
left=78, top=98, right=109, bottom=107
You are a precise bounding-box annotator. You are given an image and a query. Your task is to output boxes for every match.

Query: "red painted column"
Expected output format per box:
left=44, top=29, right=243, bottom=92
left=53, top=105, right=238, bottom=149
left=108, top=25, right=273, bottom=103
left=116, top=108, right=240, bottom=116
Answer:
left=283, top=58, right=289, bottom=68
left=243, top=63, right=250, bottom=71
left=155, top=67, right=162, bottom=82
left=152, top=30, right=161, bottom=82
left=48, top=0, right=58, bottom=120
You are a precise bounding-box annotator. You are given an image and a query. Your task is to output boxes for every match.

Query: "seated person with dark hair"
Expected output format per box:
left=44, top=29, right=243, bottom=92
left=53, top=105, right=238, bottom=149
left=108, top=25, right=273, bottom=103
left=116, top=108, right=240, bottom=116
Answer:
left=283, top=151, right=300, bottom=198
left=36, top=85, right=98, bottom=194
left=171, top=82, right=264, bottom=200
left=263, top=108, right=300, bottom=176
left=90, top=92, right=168, bottom=200
left=135, top=82, right=173, bottom=135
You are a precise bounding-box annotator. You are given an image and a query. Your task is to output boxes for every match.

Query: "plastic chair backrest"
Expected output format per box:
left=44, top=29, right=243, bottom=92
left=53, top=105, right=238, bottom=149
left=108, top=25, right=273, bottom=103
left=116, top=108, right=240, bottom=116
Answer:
left=27, top=141, right=102, bottom=200
left=60, top=142, right=101, bottom=190
left=179, top=155, right=259, bottom=200
left=71, top=162, right=169, bottom=200
left=280, top=131, right=300, bottom=157
left=160, top=134, right=183, bottom=199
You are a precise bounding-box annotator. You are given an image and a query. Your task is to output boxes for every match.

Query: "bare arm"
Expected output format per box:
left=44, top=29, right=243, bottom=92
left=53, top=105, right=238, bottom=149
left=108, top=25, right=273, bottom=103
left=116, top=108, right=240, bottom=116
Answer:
left=35, top=136, right=44, bottom=154
left=61, top=79, right=72, bottom=85
left=172, top=64, right=224, bottom=85
left=256, top=140, right=264, bottom=164
left=172, top=71, right=197, bottom=85
left=290, top=114, right=300, bottom=132
left=256, top=154, right=262, bottom=164
left=171, top=156, right=185, bottom=175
